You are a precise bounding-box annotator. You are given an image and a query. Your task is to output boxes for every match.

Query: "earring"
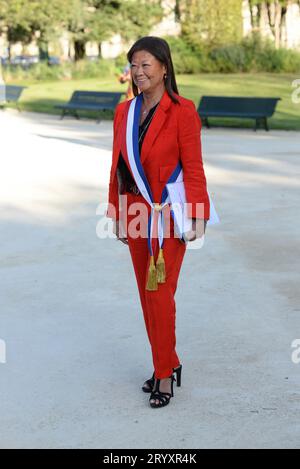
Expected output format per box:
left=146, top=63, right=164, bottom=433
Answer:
left=164, top=73, right=167, bottom=80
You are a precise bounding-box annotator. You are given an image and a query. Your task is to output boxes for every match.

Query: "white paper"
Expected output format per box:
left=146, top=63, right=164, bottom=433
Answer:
left=166, top=182, right=192, bottom=238
left=166, top=180, right=220, bottom=239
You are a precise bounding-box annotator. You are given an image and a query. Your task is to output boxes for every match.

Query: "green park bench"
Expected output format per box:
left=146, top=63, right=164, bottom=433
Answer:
left=0, top=85, right=27, bottom=111
left=197, top=96, right=281, bottom=131
left=55, top=91, right=124, bottom=123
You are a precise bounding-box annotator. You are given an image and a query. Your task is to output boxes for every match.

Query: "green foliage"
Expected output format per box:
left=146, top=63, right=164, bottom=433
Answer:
left=209, top=45, right=246, bottom=73
left=3, top=63, right=61, bottom=82
left=2, top=0, right=300, bottom=74
left=166, top=33, right=300, bottom=74
left=181, top=0, right=243, bottom=50
left=2, top=58, right=120, bottom=83
left=71, top=58, right=117, bottom=78
left=241, top=32, right=300, bottom=72
left=164, top=36, right=203, bottom=74
left=87, top=0, right=163, bottom=42
left=117, top=0, right=163, bottom=41
left=0, top=0, right=32, bottom=45
left=0, top=0, right=163, bottom=61
left=0, top=0, right=74, bottom=60
left=115, top=52, right=129, bottom=70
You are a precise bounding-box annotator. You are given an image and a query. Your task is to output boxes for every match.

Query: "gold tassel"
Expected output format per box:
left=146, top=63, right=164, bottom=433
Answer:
left=146, top=255, right=158, bottom=291
left=156, top=248, right=166, bottom=283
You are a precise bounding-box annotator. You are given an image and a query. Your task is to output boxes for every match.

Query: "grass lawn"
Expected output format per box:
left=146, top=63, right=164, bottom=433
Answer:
left=3, top=73, right=300, bottom=130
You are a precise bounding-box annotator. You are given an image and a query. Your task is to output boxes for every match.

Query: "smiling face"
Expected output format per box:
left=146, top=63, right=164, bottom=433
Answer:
left=130, top=50, right=167, bottom=94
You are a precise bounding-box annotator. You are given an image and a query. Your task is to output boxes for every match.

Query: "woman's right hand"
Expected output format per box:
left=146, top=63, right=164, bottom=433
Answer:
left=113, top=220, right=128, bottom=245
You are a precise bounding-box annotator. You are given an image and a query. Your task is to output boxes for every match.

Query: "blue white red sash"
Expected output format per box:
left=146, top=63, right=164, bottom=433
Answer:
left=125, top=93, right=183, bottom=290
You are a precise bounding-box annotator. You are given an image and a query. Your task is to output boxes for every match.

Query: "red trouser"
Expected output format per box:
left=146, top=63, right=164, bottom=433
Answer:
left=124, top=192, right=187, bottom=379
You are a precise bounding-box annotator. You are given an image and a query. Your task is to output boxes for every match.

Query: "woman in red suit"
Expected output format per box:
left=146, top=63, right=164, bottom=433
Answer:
left=107, top=36, right=210, bottom=408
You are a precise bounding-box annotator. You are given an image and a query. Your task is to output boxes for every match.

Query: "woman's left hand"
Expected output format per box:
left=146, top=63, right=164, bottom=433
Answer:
left=113, top=220, right=128, bottom=245
left=183, top=218, right=207, bottom=242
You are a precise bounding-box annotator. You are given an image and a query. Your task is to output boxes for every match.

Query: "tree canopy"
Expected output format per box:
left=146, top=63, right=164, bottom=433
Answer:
left=0, top=0, right=163, bottom=59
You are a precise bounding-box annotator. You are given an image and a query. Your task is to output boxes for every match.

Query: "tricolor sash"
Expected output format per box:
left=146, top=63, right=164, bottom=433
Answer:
left=125, top=93, right=183, bottom=291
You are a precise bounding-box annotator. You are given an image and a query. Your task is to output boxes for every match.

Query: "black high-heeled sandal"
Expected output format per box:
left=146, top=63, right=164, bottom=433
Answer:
left=142, top=364, right=182, bottom=393
left=149, top=374, right=176, bottom=408
left=142, top=372, right=155, bottom=393
left=173, top=364, right=182, bottom=387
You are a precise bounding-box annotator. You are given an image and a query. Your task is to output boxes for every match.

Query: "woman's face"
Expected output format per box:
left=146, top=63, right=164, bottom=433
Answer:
left=130, top=50, right=167, bottom=94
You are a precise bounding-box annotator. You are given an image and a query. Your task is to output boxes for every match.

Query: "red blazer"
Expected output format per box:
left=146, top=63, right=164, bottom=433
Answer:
left=107, top=89, right=210, bottom=221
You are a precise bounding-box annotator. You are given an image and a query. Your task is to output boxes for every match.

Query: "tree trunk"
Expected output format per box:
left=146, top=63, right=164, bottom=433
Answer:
left=174, top=0, right=181, bottom=21
left=38, top=35, right=49, bottom=61
left=249, top=0, right=259, bottom=29
left=274, top=1, right=282, bottom=48
left=256, top=2, right=262, bottom=27
left=249, top=1, right=255, bottom=29
left=280, top=5, right=287, bottom=48
left=259, top=1, right=267, bottom=33
left=74, top=40, right=85, bottom=61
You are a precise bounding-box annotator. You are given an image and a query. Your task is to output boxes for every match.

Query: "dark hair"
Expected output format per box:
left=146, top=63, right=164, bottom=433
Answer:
left=127, top=36, right=179, bottom=103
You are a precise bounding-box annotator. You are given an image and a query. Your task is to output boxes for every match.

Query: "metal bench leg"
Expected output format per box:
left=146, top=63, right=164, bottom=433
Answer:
left=97, top=111, right=102, bottom=124
left=74, top=110, right=80, bottom=120
left=60, top=109, right=66, bottom=120
left=97, top=109, right=106, bottom=124
left=17, top=103, right=21, bottom=112
left=264, top=117, right=269, bottom=131
left=203, top=117, right=210, bottom=129
left=254, top=118, right=259, bottom=131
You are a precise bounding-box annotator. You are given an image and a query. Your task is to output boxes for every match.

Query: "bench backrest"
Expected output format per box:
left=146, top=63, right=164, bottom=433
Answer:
left=0, top=85, right=26, bottom=101
left=69, top=91, right=123, bottom=108
left=198, top=96, right=280, bottom=117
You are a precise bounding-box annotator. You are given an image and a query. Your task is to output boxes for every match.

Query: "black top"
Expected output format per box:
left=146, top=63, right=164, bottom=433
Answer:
left=117, top=102, right=159, bottom=194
